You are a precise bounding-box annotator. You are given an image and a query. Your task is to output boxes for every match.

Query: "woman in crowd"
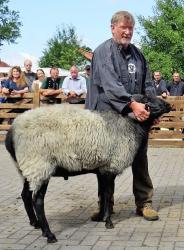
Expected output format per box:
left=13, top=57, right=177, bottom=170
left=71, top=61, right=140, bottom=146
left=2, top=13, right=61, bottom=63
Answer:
left=2, top=66, right=28, bottom=98
left=32, top=69, right=46, bottom=92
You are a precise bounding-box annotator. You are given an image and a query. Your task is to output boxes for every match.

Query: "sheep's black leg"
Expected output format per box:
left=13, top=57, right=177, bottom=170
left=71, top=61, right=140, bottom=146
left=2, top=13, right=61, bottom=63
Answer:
left=21, top=179, right=40, bottom=229
left=91, top=173, right=115, bottom=229
left=33, top=182, right=57, bottom=243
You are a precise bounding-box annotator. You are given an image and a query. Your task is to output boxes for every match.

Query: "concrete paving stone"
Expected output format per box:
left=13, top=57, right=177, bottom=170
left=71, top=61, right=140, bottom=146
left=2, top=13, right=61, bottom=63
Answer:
left=91, top=240, right=111, bottom=249
left=25, top=239, right=47, bottom=249
left=42, top=245, right=61, bottom=250
left=17, top=234, right=41, bottom=244
left=2, top=145, right=184, bottom=249
left=175, top=241, right=184, bottom=247
left=0, top=243, right=27, bottom=249
left=60, top=246, right=92, bottom=250
left=110, top=240, right=128, bottom=247
left=130, top=232, right=147, bottom=241
left=80, top=235, right=99, bottom=246
left=109, top=247, right=126, bottom=250
left=125, top=248, right=157, bottom=250
left=143, top=236, right=161, bottom=247
left=0, top=238, right=18, bottom=244
left=56, top=227, right=78, bottom=240
left=177, top=229, right=184, bottom=237
left=158, top=241, right=175, bottom=249
left=70, top=231, right=88, bottom=241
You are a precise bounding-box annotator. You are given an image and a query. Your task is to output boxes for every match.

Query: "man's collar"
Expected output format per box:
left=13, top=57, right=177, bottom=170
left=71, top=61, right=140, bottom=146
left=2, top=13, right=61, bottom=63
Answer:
left=69, top=75, right=80, bottom=80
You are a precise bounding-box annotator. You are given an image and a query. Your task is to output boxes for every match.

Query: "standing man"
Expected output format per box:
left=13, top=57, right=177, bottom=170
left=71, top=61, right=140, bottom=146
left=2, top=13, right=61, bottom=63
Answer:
left=152, top=71, right=168, bottom=97
left=168, top=72, right=184, bottom=96
left=23, top=59, right=36, bottom=91
left=83, top=65, right=91, bottom=87
left=85, top=10, right=159, bottom=221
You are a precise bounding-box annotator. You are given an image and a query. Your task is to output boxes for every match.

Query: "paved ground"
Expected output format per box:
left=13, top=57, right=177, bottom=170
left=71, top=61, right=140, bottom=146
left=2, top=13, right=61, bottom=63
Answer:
left=1, top=144, right=184, bottom=250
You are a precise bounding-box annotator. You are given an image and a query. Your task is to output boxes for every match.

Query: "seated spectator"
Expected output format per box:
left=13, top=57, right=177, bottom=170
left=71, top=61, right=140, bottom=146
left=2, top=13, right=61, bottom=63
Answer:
left=23, top=59, right=37, bottom=91
left=168, top=72, right=184, bottom=96
left=40, top=67, right=62, bottom=103
left=62, top=65, right=87, bottom=98
left=2, top=66, right=28, bottom=100
left=152, top=71, right=168, bottom=98
left=32, top=69, right=46, bottom=92
left=1, top=66, right=28, bottom=123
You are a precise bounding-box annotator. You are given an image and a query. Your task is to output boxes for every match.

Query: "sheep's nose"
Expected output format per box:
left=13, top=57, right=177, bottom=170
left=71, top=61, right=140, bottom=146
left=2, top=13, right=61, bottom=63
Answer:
left=166, top=103, right=174, bottom=111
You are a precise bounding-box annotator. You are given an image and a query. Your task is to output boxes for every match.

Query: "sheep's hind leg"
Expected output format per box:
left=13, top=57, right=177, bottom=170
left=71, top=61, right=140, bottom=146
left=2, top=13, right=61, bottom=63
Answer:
left=33, top=182, right=57, bottom=243
left=21, top=179, right=40, bottom=229
left=91, top=173, right=115, bottom=229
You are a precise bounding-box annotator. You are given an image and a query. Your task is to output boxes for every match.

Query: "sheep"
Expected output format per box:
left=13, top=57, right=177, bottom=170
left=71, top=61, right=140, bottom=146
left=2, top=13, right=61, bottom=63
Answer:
left=5, top=94, right=171, bottom=243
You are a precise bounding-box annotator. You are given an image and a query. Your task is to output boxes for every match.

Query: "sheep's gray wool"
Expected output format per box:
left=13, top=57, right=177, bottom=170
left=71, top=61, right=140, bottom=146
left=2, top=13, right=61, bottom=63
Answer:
left=11, top=105, right=141, bottom=193
left=5, top=95, right=171, bottom=242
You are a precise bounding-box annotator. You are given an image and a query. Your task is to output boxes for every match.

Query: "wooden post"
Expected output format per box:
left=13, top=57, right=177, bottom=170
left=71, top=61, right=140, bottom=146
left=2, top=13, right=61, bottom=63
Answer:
left=33, top=83, right=40, bottom=108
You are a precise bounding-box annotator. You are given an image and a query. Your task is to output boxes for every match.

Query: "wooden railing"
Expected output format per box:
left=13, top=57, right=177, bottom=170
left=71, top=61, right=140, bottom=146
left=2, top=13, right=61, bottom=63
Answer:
left=1, top=92, right=184, bottom=147
left=0, top=86, right=85, bottom=142
left=149, top=96, right=184, bottom=147
left=0, top=85, right=40, bottom=141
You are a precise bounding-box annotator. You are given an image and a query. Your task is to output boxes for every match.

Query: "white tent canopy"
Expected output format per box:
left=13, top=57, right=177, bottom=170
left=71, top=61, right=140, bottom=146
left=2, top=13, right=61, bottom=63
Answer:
left=0, top=67, right=70, bottom=77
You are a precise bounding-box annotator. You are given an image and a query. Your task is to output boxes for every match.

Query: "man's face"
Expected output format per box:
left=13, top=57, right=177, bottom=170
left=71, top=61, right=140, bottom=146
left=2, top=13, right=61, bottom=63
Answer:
left=50, top=69, right=59, bottom=79
left=70, top=69, right=78, bottom=79
left=24, top=62, right=32, bottom=72
left=154, top=72, right=161, bottom=81
left=173, top=73, right=180, bottom=83
left=111, top=19, right=134, bottom=47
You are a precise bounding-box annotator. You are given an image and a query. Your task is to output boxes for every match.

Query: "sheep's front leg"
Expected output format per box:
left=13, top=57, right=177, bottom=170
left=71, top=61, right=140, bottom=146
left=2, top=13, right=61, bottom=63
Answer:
left=21, top=179, right=40, bottom=229
left=33, top=182, right=57, bottom=243
left=91, top=172, right=116, bottom=229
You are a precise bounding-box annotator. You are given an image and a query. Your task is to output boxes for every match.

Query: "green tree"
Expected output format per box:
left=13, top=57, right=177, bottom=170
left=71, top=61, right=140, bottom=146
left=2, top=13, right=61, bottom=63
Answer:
left=0, top=0, right=22, bottom=47
left=39, top=25, right=91, bottom=70
left=138, top=0, right=184, bottom=79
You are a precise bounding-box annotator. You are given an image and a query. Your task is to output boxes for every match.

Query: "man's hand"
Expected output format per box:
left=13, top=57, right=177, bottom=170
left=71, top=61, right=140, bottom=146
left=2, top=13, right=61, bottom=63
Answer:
left=161, top=92, right=167, bottom=98
left=129, top=101, right=150, bottom=122
left=2, top=88, right=10, bottom=94
left=42, top=89, right=55, bottom=96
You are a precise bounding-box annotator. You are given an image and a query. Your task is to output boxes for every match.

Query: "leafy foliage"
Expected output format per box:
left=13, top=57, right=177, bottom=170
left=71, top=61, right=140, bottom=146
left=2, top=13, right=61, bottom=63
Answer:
left=138, top=0, right=184, bottom=79
left=0, top=0, right=22, bottom=47
left=39, top=25, right=91, bottom=70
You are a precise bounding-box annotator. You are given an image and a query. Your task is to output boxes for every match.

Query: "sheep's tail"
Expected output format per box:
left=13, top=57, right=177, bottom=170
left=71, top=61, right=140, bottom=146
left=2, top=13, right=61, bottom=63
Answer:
left=5, top=127, right=17, bottom=162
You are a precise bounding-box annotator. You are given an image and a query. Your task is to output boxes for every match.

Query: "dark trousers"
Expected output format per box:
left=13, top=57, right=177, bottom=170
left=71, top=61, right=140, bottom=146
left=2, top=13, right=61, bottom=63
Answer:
left=97, top=137, right=153, bottom=209
left=132, top=137, right=153, bottom=208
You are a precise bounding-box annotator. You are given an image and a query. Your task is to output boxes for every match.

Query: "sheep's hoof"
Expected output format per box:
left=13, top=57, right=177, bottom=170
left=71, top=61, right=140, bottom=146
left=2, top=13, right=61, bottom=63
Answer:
left=46, top=233, right=57, bottom=243
left=105, top=218, right=114, bottom=229
left=91, top=212, right=103, bottom=222
left=47, top=236, right=57, bottom=244
left=30, top=221, right=40, bottom=229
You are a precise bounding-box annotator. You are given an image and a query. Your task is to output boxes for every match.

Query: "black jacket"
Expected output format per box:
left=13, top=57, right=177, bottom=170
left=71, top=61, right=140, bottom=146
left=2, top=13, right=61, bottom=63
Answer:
left=85, top=38, right=154, bottom=113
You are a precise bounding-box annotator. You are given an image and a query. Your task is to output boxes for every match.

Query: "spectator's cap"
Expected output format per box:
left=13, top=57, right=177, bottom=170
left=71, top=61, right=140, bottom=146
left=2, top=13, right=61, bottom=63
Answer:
left=85, top=65, right=90, bottom=71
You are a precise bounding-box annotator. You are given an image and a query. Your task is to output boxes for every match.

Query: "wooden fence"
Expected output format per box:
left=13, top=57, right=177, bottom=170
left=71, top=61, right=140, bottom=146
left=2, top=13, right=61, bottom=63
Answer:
left=149, top=96, right=184, bottom=147
left=0, top=92, right=184, bottom=147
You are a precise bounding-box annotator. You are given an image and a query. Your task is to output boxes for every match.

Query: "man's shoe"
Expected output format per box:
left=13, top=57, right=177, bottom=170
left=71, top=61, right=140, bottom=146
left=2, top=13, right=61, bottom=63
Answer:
left=136, top=203, right=159, bottom=221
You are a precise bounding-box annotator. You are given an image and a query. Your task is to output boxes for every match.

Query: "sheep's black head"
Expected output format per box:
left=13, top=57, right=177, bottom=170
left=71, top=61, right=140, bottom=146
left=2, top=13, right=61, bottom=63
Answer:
left=132, top=94, right=172, bottom=120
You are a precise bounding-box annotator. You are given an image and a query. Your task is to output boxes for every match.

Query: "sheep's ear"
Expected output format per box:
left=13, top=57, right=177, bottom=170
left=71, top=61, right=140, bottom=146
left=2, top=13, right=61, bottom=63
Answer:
left=145, top=92, right=155, bottom=98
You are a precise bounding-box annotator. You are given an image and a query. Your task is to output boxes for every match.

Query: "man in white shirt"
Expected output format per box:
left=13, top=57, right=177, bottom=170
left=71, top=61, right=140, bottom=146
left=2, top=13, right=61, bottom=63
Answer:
left=62, top=65, right=87, bottom=97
